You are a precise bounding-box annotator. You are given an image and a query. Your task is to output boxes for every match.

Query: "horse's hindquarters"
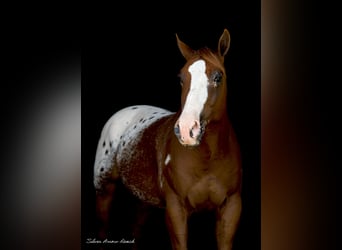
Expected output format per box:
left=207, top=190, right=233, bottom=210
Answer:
left=94, top=105, right=173, bottom=206
left=117, top=140, right=163, bottom=206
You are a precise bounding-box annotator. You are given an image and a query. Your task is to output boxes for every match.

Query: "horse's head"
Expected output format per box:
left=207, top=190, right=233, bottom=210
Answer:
left=174, top=29, right=231, bottom=146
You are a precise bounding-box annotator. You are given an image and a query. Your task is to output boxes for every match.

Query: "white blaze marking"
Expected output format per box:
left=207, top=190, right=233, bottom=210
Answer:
left=185, top=60, right=208, bottom=116
left=177, top=60, right=208, bottom=144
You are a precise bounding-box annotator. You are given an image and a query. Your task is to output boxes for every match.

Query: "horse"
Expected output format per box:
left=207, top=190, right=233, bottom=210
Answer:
left=93, top=28, right=242, bottom=250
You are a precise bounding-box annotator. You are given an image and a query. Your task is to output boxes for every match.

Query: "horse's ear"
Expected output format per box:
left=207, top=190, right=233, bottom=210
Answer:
left=218, top=29, right=231, bottom=61
left=176, top=33, right=194, bottom=60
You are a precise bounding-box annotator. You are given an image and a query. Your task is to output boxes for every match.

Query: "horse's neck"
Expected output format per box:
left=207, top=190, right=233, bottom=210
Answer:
left=202, top=114, right=232, bottom=155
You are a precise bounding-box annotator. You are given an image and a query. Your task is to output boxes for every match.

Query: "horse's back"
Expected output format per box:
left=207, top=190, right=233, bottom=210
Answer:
left=93, top=105, right=173, bottom=199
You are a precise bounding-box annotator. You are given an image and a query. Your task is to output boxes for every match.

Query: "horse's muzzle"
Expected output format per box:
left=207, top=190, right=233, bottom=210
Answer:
left=174, top=120, right=206, bottom=146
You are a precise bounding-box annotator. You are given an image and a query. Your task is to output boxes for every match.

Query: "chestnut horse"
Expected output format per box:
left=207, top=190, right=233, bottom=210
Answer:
left=93, top=29, right=242, bottom=250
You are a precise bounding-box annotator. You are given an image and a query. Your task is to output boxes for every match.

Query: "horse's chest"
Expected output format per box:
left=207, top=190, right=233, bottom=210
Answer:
left=165, top=149, right=238, bottom=210
left=186, top=174, right=228, bottom=209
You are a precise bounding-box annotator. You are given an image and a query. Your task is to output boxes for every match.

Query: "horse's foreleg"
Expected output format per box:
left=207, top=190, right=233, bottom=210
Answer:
left=216, top=192, right=242, bottom=250
left=96, top=182, right=116, bottom=240
left=165, top=192, right=188, bottom=250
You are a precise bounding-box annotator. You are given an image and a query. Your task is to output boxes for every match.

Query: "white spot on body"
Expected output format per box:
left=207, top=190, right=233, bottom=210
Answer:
left=160, top=153, right=172, bottom=190
left=164, top=154, right=171, bottom=165
left=177, top=60, right=208, bottom=145
left=93, top=105, right=173, bottom=190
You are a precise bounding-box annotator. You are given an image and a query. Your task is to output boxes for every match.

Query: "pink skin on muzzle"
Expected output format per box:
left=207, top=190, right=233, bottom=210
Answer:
left=175, top=113, right=201, bottom=146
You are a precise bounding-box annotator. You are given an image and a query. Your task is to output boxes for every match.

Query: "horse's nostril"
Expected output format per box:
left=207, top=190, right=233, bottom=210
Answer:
left=190, top=129, right=194, bottom=138
left=174, top=124, right=180, bottom=137
left=189, top=120, right=200, bottom=139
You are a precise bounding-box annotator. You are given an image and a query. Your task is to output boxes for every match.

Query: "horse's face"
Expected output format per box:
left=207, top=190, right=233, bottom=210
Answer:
left=174, top=30, right=231, bottom=146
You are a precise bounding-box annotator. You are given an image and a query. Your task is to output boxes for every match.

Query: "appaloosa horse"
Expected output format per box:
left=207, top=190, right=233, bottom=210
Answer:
left=93, top=29, right=242, bottom=250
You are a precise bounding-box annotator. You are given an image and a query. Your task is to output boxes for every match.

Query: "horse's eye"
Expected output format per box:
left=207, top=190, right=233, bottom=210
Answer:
left=210, top=72, right=223, bottom=88
left=212, top=72, right=222, bottom=84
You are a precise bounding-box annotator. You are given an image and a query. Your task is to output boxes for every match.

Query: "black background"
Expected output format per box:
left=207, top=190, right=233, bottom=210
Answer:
left=1, top=1, right=336, bottom=250
left=82, top=2, right=260, bottom=250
